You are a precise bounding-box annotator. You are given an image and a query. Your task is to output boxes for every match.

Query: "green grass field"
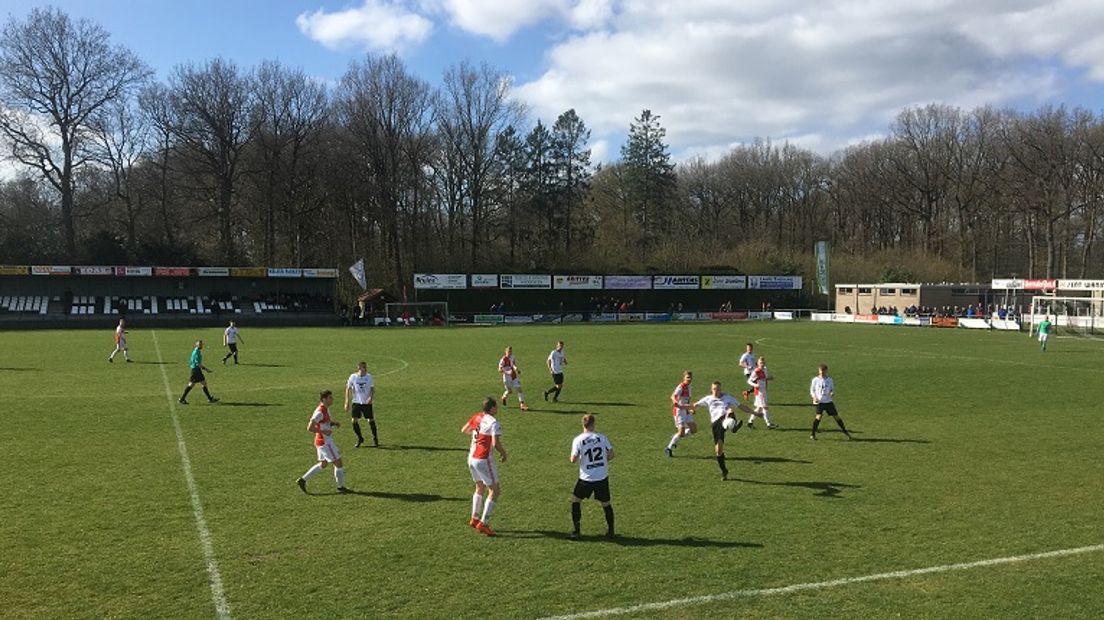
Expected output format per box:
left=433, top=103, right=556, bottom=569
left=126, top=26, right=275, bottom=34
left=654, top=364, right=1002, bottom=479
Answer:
left=1, top=322, right=1102, bottom=619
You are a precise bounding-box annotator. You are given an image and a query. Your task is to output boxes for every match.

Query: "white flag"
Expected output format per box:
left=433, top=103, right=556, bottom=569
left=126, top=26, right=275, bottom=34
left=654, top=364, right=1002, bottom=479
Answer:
left=348, top=259, right=367, bottom=290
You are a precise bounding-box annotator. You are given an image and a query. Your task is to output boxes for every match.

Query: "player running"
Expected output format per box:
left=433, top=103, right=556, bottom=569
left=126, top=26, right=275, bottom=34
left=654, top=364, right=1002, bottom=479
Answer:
left=107, top=318, right=131, bottom=363
left=543, top=341, right=567, bottom=402
left=569, top=413, right=615, bottom=539
left=738, top=343, right=754, bottom=399
left=498, top=346, right=529, bottom=411
left=296, top=390, right=348, bottom=493
left=746, top=357, right=778, bottom=429
left=665, top=371, right=697, bottom=457
left=221, top=320, right=244, bottom=364
left=1036, top=316, right=1052, bottom=352
left=462, top=397, right=508, bottom=536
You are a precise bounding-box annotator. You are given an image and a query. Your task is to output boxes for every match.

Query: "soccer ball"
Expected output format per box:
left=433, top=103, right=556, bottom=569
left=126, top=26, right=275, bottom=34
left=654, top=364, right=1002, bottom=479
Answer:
left=722, top=416, right=738, bottom=432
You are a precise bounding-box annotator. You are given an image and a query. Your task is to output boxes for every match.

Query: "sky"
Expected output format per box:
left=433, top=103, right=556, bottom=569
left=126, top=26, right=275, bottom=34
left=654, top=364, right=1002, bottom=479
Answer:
left=3, top=0, right=1104, bottom=164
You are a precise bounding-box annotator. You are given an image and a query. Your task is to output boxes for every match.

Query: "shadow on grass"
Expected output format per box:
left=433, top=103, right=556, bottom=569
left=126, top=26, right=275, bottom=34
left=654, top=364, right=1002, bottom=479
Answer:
left=377, top=444, right=467, bottom=453
left=688, top=455, right=813, bottom=465
left=130, top=361, right=170, bottom=365
left=510, top=407, right=589, bottom=415
left=239, top=363, right=286, bottom=368
left=771, top=402, right=816, bottom=407
left=556, top=401, right=636, bottom=407
left=215, top=401, right=277, bottom=407
left=499, top=529, right=762, bottom=548
left=0, top=366, right=38, bottom=371
left=727, top=477, right=860, bottom=498
left=308, top=489, right=464, bottom=502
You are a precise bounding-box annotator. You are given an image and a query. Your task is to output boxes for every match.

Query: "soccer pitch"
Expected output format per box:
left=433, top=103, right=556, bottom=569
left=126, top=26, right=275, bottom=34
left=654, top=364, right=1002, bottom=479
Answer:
left=1, top=323, right=1101, bottom=619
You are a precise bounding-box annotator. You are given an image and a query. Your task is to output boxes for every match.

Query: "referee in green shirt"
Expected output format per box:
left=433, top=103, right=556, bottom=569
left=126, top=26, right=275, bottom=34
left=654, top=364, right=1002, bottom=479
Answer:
left=179, top=340, right=219, bottom=404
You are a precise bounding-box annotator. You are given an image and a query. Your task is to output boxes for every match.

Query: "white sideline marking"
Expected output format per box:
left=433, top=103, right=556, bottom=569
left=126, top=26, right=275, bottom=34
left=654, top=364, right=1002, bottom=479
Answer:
left=538, top=543, right=1104, bottom=620
left=152, top=332, right=232, bottom=620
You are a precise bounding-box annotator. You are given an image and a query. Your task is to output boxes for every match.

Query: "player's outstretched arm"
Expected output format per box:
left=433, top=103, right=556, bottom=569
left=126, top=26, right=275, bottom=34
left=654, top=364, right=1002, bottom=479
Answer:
left=494, top=436, right=507, bottom=462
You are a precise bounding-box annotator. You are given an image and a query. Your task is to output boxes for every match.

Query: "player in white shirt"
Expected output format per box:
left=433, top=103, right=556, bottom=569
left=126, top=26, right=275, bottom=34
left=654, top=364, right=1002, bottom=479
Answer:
left=220, top=320, right=244, bottom=365
left=498, top=346, right=529, bottom=411
left=810, top=364, right=853, bottom=440
left=107, top=318, right=131, bottom=363
left=569, top=414, right=615, bottom=539
left=691, top=381, right=753, bottom=480
left=462, top=397, right=508, bottom=537
left=543, top=341, right=567, bottom=402
left=737, top=342, right=755, bottom=399
left=296, top=390, right=348, bottom=493
left=665, top=371, right=698, bottom=457
left=344, top=361, right=377, bottom=447
left=746, top=357, right=778, bottom=429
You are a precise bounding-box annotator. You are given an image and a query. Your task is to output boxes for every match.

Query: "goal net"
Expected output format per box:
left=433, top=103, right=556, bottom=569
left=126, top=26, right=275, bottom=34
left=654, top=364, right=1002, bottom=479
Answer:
left=1029, top=295, right=1104, bottom=337
left=384, top=301, right=449, bottom=326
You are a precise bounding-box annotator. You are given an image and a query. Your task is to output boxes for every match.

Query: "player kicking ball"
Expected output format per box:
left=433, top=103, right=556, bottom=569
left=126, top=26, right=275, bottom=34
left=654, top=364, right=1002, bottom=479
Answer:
left=690, top=381, right=754, bottom=480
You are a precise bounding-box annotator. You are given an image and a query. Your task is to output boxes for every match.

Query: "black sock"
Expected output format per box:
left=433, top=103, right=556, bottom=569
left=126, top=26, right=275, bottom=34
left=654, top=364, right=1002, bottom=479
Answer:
left=233, top=353, right=238, bottom=363
left=812, top=418, right=821, bottom=435
left=835, top=417, right=849, bottom=433
left=223, top=353, right=231, bottom=361
left=716, top=454, right=727, bottom=474
left=603, top=505, right=614, bottom=534
left=571, top=502, right=581, bottom=533
left=202, top=386, right=213, bottom=399
left=368, top=420, right=378, bottom=441
left=181, top=386, right=192, bottom=400
left=353, top=421, right=364, bottom=442
left=553, top=387, right=562, bottom=399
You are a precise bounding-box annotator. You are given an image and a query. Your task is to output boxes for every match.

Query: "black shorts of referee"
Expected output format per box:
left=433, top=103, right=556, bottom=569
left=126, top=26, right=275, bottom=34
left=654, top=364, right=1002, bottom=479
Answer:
left=815, top=401, right=839, bottom=416
left=189, top=367, right=206, bottom=383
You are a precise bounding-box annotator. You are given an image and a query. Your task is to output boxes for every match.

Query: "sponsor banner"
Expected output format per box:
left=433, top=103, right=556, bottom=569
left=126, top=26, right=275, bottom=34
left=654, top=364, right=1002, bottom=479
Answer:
left=303, top=268, right=338, bottom=278
left=554, top=275, right=603, bottom=290
left=31, top=265, right=72, bottom=276
left=414, top=273, right=466, bottom=289
left=155, top=267, right=192, bottom=277
left=932, top=316, right=959, bottom=328
left=499, top=274, right=551, bottom=289
left=471, top=274, right=498, bottom=288
left=877, top=315, right=904, bottom=325
left=854, top=314, right=879, bottom=324
left=1024, top=278, right=1056, bottom=291
left=561, top=313, right=584, bottom=323
left=815, top=241, right=830, bottom=295
left=591, top=313, right=619, bottom=322
left=473, top=314, right=505, bottom=324
left=1058, top=279, right=1104, bottom=290
left=645, top=312, right=672, bottom=322
left=748, top=311, right=772, bottom=320
left=653, top=275, right=700, bottom=290
left=0, top=265, right=28, bottom=275
left=748, top=275, right=802, bottom=290
left=701, top=275, right=746, bottom=289
left=672, top=312, right=701, bottom=321
left=991, top=278, right=1023, bottom=289
left=617, top=312, right=646, bottom=322
left=197, top=267, right=230, bottom=277
left=959, top=318, right=991, bottom=330
left=268, top=267, right=302, bottom=278
left=712, top=312, right=748, bottom=321
left=774, top=311, right=795, bottom=320
left=812, top=312, right=834, bottom=322
left=991, top=319, right=1021, bottom=331
left=113, top=266, right=153, bottom=276
left=604, top=275, right=651, bottom=289
left=833, top=314, right=856, bottom=323
left=504, top=315, right=535, bottom=324
left=919, top=316, right=932, bottom=326
left=231, top=267, right=267, bottom=278
left=903, top=317, right=923, bottom=327
left=76, top=266, right=113, bottom=276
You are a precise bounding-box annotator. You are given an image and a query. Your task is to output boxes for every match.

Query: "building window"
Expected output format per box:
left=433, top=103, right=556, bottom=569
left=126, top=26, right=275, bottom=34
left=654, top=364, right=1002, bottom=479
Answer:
left=880, top=288, right=896, bottom=295
left=901, top=288, right=916, bottom=295
left=838, top=287, right=853, bottom=294
left=858, top=288, right=872, bottom=295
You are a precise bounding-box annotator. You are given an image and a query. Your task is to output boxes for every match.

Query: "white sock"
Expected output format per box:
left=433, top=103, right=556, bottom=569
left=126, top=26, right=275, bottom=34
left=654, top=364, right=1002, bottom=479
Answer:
left=761, top=410, right=773, bottom=425
left=517, top=391, right=526, bottom=404
left=668, top=432, right=681, bottom=449
left=334, top=467, right=345, bottom=488
left=481, top=499, right=496, bottom=524
left=301, top=463, right=323, bottom=480
left=123, top=350, right=130, bottom=361
left=472, top=493, right=484, bottom=519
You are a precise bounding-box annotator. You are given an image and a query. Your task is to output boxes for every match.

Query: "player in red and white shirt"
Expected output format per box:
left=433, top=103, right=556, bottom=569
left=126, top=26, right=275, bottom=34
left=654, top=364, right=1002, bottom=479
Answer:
left=665, top=371, right=698, bottom=457
left=461, top=397, right=508, bottom=536
left=498, top=346, right=529, bottom=411
left=296, top=390, right=347, bottom=493
left=107, top=318, right=131, bottom=363
left=746, top=357, right=778, bottom=429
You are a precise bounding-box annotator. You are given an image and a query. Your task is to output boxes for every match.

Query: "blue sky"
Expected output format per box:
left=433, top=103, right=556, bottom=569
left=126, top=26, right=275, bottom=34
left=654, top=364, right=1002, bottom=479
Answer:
left=3, top=0, right=1104, bottom=164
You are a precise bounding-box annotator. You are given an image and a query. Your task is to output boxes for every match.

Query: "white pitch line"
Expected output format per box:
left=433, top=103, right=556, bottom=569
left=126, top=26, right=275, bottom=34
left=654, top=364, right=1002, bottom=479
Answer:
left=152, top=332, right=232, bottom=620
left=538, top=543, right=1104, bottom=620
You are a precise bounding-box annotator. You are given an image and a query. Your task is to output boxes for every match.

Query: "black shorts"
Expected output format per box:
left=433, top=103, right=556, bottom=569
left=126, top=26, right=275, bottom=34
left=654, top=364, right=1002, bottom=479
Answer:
left=815, top=401, right=839, bottom=416
left=351, top=403, right=374, bottom=420
left=573, top=478, right=611, bottom=503
left=711, top=417, right=729, bottom=443
left=227, top=343, right=238, bottom=353
left=552, top=372, right=564, bottom=385
left=189, top=367, right=205, bottom=384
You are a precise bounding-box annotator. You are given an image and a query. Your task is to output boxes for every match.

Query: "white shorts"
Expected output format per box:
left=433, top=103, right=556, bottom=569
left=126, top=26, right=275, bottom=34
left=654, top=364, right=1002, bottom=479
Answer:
left=1038, top=333, right=1049, bottom=342
left=673, top=411, right=695, bottom=428
left=468, top=457, right=499, bottom=486
left=754, top=392, right=768, bottom=409
left=316, top=438, right=341, bottom=463
left=502, top=376, right=521, bottom=391
left=115, top=339, right=127, bottom=350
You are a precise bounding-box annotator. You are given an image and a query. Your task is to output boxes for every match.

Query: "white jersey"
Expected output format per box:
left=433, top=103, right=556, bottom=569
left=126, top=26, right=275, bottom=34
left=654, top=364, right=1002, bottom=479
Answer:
left=571, top=431, right=613, bottom=482
left=115, top=325, right=126, bottom=346
left=346, top=372, right=374, bottom=404
left=224, top=326, right=239, bottom=344
left=738, top=352, right=755, bottom=375
left=810, top=376, right=834, bottom=403
left=694, top=393, right=740, bottom=423
left=548, top=350, right=566, bottom=374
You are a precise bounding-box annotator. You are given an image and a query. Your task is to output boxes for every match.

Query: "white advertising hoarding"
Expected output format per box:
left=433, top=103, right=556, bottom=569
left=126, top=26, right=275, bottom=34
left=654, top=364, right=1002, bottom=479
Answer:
left=653, top=275, right=700, bottom=290
left=413, top=273, right=467, bottom=289
left=471, top=274, right=499, bottom=288
left=554, top=275, right=603, bottom=289
left=500, top=274, right=552, bottom=289
left=748, top=275, right=802, bottom=289
left=701, top=275, right=746, bottom=289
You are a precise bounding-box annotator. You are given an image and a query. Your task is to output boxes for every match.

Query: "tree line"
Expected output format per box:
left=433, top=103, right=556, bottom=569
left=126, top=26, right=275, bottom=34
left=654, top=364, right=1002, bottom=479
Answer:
left=2, top=7, right=1102, bottom=297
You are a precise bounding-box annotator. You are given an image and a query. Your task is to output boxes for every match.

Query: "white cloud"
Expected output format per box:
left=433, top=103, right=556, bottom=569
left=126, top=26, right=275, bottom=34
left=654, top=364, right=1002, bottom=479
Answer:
left=296, top=1, right=433, bottom=51
left=512, top=0, right=1104, bottom=159
left=433, top=0, right=614, bottom=41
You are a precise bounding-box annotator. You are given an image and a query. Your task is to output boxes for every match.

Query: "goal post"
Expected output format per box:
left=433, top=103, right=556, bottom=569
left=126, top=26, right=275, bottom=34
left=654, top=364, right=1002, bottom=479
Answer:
left=1029, top=295, right=1103, bottom=337
left=384, top=301, right=449, bottom=326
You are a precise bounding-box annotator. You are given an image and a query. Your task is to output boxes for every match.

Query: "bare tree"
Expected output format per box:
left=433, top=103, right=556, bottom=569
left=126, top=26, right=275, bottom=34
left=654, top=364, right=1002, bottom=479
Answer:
left=0, top=7, right=149, bottom=259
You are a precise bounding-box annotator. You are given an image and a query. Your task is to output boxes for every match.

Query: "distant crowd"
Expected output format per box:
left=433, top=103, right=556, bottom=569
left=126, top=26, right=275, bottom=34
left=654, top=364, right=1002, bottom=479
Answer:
left=842, top=304, right=1022, bottom=319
